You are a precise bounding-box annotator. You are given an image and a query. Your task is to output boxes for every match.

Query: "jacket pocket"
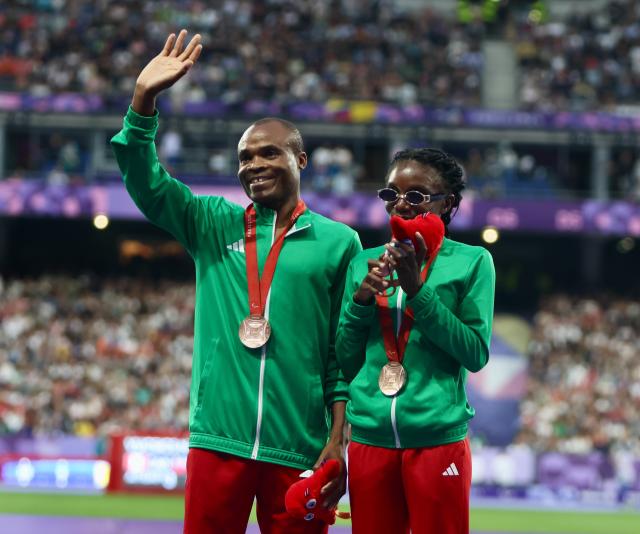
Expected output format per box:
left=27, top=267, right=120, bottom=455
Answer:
left=448, top=375, right=458, bottom=405
left=305, top=374, right=325, bottom=427
left=440, top=367, right=459, bottom=406
left=196, top=338, right=219, bottom=413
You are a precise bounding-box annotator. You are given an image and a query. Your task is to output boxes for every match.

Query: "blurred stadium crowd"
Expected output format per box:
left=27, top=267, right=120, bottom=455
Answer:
left=518, top=294, right=640, bottom=456
left=0, top=0, right=483, bottom=107
left=4, top=1, right=640, bottom=200
left=0, top=275, right=193, bottom=437
left=516, top=0, right=640, bottom=111
left=2, top=0, right=640, bottom=111
left=1, top=274, right=638, bottom=459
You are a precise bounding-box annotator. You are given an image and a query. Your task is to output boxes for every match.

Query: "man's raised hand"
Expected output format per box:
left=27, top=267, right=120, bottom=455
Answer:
left=132, top=30, right=202, bottom=115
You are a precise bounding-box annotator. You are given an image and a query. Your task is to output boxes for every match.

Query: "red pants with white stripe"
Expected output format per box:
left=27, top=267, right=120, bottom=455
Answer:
left=184, top=448, right=328, bottom=534
left=348, top=439, right=471, bottom=534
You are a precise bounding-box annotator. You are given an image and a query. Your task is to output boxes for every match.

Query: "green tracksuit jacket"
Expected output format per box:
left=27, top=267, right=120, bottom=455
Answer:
left=336, top=239, right=495, bottom=448
left=111, top=108, right=362, bottom=469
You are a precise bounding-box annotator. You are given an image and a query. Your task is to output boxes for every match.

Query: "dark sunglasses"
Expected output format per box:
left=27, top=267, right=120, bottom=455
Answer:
left=377, top=188, right=447, bottom=206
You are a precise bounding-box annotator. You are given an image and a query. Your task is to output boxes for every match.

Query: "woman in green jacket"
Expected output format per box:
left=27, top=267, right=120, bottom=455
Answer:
left=337, top=148, right=495, bottom=534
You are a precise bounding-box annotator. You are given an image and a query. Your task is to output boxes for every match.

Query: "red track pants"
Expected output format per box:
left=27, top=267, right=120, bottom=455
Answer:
left=348, top=439, right=471, bottom=534
left=184, top=448, right=329, bottom=534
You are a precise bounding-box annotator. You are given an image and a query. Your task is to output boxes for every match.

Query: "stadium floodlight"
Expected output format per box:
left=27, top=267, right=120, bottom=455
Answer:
left=93, top=214, right=109, bottom=230
left=481, top=226, right=499, bottom=244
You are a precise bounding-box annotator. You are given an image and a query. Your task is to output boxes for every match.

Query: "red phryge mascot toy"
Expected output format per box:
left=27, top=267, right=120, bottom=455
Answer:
left=389, top=211, right=445, bottom=256
left=285, top=459, right=349, bottom=525
left=379, top=212, right=445, bottom=283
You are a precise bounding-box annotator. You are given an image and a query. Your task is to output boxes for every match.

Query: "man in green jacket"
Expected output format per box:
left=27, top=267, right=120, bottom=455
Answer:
left=111, top=30, right=361, bottom=534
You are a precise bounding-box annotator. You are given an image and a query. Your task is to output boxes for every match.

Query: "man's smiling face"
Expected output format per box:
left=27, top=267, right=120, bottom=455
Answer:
left=237, top=121, right=307, bottom=210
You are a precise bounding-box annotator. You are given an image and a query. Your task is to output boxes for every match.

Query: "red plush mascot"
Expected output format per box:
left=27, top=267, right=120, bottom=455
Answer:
left=379, top=213, right=445, bottom=281
left=389, top=211, right=445, bottom=254
left=285, top=460, right=349, bottom=525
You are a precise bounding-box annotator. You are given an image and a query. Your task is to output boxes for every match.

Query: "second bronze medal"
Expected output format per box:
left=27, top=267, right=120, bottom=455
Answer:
left=378, top=361, right=407, bottom=397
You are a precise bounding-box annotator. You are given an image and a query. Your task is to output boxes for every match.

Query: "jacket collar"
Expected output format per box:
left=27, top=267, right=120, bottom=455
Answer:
left=253, top=201, right=312, bottom=234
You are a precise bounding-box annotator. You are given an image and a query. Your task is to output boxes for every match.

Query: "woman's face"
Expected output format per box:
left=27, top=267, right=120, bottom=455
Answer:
left=385, top=160, right=452, bottom=219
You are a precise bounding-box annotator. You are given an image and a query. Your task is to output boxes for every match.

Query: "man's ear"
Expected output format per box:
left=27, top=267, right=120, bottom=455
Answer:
left=297, top=151, right=308, bottom=170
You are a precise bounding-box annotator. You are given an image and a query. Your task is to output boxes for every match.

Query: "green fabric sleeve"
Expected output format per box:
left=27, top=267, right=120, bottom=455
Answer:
left=407, top=249, right=495, bottom=372
left=110, top=107, right=216, bottom=255
left=335, top=255, right=378, bottom=383
left=324, top=232, right=363, bottom=405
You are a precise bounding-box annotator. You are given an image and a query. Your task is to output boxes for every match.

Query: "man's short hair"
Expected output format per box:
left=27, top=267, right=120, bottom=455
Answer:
left=251, top=117, right=304, bottom=155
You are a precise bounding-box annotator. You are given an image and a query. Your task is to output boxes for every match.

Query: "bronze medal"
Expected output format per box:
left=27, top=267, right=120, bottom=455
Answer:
left=378, top=361, right=407, bottom=396
left=242, top=201, right=307, bottom=351
left=239, top=315, right=271, bottom=349
left=375, top=237, right=442, bottom=398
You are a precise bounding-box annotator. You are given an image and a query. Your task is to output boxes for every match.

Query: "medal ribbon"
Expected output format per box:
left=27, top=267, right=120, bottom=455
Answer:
left=375, top=242, right=442, bottom=364
left=244, top=199, right=306, bottom=317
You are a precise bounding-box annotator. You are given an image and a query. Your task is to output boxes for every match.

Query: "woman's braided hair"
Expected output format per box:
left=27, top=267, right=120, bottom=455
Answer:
left=388, top=148, right=466, bottom=232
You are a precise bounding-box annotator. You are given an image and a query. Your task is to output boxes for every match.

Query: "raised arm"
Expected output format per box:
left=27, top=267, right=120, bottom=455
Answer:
left=111, top=31, right=217, bottom=253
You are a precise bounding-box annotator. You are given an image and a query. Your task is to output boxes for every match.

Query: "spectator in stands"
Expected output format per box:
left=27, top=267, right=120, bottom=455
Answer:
left=609, top=148, right=640, bottom=200
left=158, top=126, right=183, bottom=172
left=309, top=145, right=357, bottom=196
